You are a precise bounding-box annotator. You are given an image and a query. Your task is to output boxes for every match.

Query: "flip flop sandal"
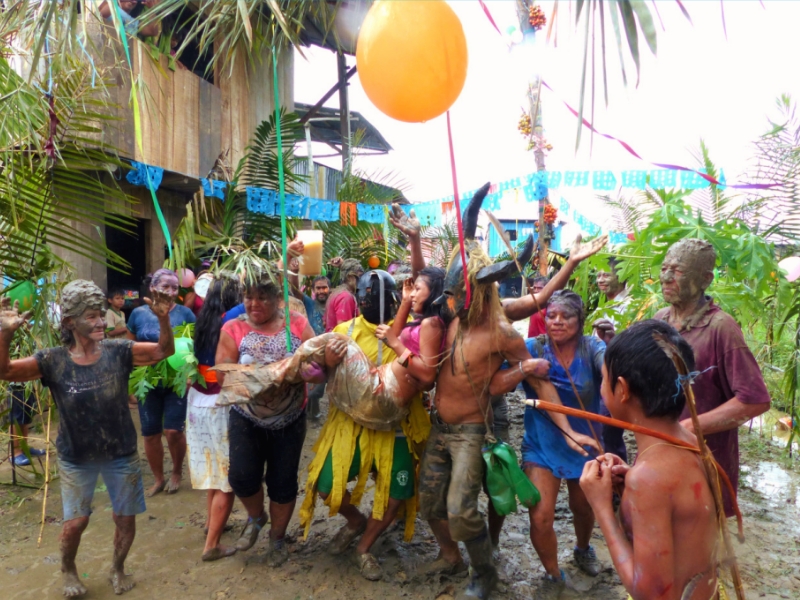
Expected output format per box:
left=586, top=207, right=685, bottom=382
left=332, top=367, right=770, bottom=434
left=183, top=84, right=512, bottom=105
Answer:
left=234, top=513, right=268, bottom=551
left=201, top=546, right=237, bottom=562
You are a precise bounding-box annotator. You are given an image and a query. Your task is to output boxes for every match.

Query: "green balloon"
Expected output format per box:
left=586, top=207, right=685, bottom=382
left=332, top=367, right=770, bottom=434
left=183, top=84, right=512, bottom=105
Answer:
left=167, top=337, right=194, bottom=370
left=321, top=266, right=327, bottom=276
left=4, top=280, right=35, bottom=311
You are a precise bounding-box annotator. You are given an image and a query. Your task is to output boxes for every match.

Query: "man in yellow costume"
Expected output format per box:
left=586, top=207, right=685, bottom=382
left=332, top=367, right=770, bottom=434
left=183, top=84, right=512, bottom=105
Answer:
left=299, top=269, right=430, bottom=582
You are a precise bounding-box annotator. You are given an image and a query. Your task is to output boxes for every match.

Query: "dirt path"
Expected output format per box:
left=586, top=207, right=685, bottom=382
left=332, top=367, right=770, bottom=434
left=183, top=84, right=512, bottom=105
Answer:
left=1, top=397, right=798, bottom=599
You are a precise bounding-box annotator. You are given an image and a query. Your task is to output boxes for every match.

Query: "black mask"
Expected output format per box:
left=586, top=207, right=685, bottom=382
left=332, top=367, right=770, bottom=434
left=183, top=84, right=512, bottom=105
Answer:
left=357, top=270, right=398, bottom=324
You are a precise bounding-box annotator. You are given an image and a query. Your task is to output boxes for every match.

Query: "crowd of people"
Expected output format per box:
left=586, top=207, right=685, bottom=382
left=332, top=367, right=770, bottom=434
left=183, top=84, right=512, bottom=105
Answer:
left=0, top=192, right=771, bottom=600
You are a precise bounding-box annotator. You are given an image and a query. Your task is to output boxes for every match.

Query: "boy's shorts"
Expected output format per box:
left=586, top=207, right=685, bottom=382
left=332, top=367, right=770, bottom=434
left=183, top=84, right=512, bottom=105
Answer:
left=58, top=453, right=146, bottom=521
left=8, top=387, right=37, bottom=427
left=316, top=434, right=415, bottom=501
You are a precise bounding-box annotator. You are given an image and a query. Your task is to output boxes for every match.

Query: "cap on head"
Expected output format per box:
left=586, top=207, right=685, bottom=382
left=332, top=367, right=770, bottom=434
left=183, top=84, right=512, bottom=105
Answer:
left=665, top=238, right=716, bottom=275
left=340, top=258, right=364, bottom=281
left=61, top=280, right=106, bottom=319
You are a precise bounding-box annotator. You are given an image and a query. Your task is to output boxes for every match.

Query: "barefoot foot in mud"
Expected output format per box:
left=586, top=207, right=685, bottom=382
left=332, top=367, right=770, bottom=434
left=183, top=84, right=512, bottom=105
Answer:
left=62, top=568, right=87, bottom=597
left=166, top=474, right=181, bottom=494
left=109, top=568, right=135, bottom=595
left=146, top=480, right=165, bottom=497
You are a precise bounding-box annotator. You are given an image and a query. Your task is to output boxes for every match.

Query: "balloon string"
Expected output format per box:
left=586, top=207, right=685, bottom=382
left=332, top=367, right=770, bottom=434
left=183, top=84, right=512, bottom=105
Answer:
left=446, top=110, right=471, bottom=310
left=272, top=46, right=291, bottom=354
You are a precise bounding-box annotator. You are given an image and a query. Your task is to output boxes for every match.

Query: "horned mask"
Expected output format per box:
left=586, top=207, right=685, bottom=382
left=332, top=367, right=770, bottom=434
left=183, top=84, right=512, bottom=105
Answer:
left=433, top=182, right=534, bottom=321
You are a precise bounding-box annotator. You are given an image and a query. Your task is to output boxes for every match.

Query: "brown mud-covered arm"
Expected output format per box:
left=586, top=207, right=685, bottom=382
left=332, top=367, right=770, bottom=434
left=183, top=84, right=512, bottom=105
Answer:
left=132, top=290, right=175, bottom=366
left=0, top=298, right=39, bottom=382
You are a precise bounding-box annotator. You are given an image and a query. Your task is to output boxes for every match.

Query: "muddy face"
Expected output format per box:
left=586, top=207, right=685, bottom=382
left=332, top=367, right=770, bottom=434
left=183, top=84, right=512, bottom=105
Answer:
left=67, top=308, right=107, bottom=343
left=152, top=274, right=179, bottom=306
left=545, top=303, right=581, bottom=345
left=660, top=245, right=713, bottom=306
left=597, top=270, right=623, bottom=297
left=244, top=289, right=279, bottom=325
left=313, top=280, right=330, bottom=304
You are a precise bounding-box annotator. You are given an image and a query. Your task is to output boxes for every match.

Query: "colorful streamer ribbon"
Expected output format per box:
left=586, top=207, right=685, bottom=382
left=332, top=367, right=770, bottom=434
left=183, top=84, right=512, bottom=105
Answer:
left=110, top=0, right=172, bottom=258
left=340, top=202, right=357, bottom=226
left=477, top=0, right=780, bottom=192
left=272, top=46, right=292, bottom=354
left=446, top=111, right=471, bottom=310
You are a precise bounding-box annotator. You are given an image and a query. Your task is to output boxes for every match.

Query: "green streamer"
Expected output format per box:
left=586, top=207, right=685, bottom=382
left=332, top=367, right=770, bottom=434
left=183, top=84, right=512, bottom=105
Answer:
left=111, top=0, right=172, bottom=258
left=272, top=46, right=291, bottom=354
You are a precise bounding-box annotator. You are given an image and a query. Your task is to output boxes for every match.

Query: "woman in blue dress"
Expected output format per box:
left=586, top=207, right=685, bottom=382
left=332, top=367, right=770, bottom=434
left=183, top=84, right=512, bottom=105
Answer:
left=521, top=291, right=606, bottom=596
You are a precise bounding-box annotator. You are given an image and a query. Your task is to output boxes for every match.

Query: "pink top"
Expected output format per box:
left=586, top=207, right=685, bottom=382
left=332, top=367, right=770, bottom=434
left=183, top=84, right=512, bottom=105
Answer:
left=399, top=316, right=446, bottom=356
left=221, top=311, right=309, bottom=429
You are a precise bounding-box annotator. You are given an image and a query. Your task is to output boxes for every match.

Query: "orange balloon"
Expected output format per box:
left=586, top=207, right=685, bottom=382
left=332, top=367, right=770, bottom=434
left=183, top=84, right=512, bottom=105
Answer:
left=356, top=0, right=468, bottom=123
left=367, top=255, right=381, bottom=269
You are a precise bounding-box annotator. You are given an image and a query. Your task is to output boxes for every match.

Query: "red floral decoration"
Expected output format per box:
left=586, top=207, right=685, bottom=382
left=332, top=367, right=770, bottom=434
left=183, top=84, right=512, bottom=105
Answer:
left=529, top=5, right=546, bottom=31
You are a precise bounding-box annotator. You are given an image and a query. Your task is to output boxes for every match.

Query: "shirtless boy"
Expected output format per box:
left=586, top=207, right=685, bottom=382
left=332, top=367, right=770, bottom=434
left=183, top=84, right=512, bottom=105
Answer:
left=580, top=320, right=720, bottom=600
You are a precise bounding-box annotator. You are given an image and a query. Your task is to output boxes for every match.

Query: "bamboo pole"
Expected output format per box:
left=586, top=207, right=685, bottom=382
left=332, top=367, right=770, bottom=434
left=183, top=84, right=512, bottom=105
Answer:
left=37, top=404, right=53, bottom=548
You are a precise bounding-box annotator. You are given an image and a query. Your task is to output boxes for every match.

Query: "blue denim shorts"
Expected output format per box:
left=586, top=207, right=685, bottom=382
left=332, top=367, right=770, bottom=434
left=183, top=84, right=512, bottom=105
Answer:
left=139, top=386, right=187, bottom=436
left=58, top=453, right=146, bottom=521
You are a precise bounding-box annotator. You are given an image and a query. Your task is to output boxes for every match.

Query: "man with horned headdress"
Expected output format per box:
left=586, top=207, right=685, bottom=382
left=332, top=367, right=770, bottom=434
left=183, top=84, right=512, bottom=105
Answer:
left=417, top=184, right=604, bottom=599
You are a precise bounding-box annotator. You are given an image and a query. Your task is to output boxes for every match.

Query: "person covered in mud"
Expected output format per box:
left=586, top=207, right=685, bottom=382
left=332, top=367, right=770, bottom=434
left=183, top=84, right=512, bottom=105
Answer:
left=491, top=290, right=607, bottom=597
left=0, top=279, right=175, bottom=597
left=417, top=184, right=603, bottom=600
left=127, top=268, right=196, bottom=496
left=186, top=273, right=243, bottom=562
left=650, top=238, right=771, bottom=517
left=580, top=320, right=721, bottom=600
left=324, top=258, right=364, bottom=331
left=299, top=269, right=434, bottom=582
left=215, top=270, right=316, bottom=567
left=588, top=256, right=632, bottom=465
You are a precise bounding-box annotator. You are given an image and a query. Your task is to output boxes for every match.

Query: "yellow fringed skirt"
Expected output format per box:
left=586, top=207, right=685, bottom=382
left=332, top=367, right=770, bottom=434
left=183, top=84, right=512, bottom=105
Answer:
left=299, top=394, right=430, bottom=542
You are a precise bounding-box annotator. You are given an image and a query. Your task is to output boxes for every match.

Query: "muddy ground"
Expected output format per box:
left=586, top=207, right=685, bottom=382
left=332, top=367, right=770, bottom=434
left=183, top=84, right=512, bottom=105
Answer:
left=1, top=395, right=799, bottom=600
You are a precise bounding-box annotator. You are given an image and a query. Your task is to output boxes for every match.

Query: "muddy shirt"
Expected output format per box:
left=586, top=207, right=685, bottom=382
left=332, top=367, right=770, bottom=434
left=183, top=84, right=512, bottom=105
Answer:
left=655, top=298, right=771, bottom=516
left=34, top=340, right=137, bottom=462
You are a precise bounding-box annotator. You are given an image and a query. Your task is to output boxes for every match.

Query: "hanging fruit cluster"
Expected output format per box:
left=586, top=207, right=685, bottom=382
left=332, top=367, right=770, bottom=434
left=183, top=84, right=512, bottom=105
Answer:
left=517, top=112, right=532, bottom=136
left=528, top=5, right=546, bottom=31
left=543, top=204, right=558, bottom=224
left=527, top=133, right=553, bottom=154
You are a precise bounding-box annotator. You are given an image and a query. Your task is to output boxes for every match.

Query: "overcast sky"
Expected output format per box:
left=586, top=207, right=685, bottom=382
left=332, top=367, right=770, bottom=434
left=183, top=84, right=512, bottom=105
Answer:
left=294, top=1, right=800, bottom=221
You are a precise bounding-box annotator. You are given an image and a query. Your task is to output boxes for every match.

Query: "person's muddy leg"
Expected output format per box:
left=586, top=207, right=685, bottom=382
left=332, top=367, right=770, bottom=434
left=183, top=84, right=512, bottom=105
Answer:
left=109, top=514, right=136, bottom=594
left=268, top=499, right=295, bottom=540
left=203, top=490, right=236, bottom=558
left=164, top=429, right=186, bottom=493
left=428, top=519, right=461, bottom=564
left=61, top=516, right=89, bottom=597
left=319, top=489, right=368, bottom=531
left=205, top=490, right=213, bottom=530
left=526, top=464, right=563, bottom=578
left=487, top=501, right=506, bottom=548
left=142, top=435, right=165, bottom=496
left=566, top=479, right=595, bottom=550
left=239, top=487, right=266, bottom=520
left=355, top=497, right=402, bottom=555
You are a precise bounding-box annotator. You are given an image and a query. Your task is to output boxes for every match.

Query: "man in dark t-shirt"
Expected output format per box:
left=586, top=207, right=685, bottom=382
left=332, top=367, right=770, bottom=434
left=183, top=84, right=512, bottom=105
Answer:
left=655, top=238, right=771, bottom=517
left=0, top=279, right=175, bottom=598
